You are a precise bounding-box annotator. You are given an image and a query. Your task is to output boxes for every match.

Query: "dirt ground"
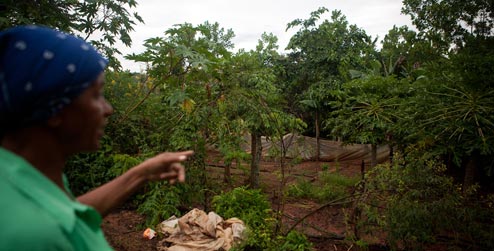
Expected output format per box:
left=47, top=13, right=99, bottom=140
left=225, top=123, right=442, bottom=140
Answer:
left=101, top=155, right=374, bottom=251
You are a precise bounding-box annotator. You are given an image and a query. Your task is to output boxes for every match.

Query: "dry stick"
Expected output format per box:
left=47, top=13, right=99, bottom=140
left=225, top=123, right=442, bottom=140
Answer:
left=285, top=193, right=359, bottom=234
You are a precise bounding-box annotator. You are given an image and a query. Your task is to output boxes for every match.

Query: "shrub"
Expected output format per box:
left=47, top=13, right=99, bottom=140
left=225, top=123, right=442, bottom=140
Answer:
left=213, top=186, right=272, bottom=229
left=65, top=136, right=114, bottom=195
left=214, top=187, right=315, bottom=251
left=137, top=182, right=182, bottom=227
left=287, top=172, right=359, bottom=203
left=278, top=230, right=314, bottom=251
left=212, top=187, right=276, bottom=250
left=355, top=154, right=494, bottom=250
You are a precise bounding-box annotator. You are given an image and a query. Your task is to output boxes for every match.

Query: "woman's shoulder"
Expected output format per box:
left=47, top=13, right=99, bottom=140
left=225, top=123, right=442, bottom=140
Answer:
left=0, top=191, right=74, bottom=251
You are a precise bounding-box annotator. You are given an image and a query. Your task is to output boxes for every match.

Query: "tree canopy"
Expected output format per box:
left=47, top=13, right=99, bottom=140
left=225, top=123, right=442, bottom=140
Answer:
left=0, top=0, right=144, bottom=68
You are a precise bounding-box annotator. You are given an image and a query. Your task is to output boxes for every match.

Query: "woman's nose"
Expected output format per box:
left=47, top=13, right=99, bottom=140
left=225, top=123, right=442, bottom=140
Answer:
left=103, top=99, right=114, bottom=117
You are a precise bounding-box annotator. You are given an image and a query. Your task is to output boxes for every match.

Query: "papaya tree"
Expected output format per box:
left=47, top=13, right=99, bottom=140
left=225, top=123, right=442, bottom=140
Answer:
left=410, top=40, right=494, bottom=188
left=299, top=80, right=334, bottom=160
left=125, top=21, right=237, bottom=210
left=402, top=0, right=494, bottom=188
left=284, top=7, right=377, bottom=151
left=326, top=74, right=408, bottom=167
left=219, top=32, right=286, bottom=188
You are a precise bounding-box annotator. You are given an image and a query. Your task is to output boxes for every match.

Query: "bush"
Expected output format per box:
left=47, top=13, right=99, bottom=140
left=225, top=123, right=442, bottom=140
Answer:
left=287, top=172, right=359, bottom=203
left=278, top=230, right=314, bottom=251
left=213, top=187, right=315, bottom=250
left=213, top=186, right=272, bottom=229
left=213, top=187, right=274, bottom=250
left=65, top=136, right=114, bottom=195
left=355, top=154, right=494, bottom=250
left=137, top=182, right=182, bottom=227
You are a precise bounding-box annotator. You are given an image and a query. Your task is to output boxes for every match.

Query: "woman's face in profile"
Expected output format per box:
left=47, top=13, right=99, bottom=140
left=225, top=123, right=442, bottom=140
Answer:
left=52, top=72, right=113, bottom=153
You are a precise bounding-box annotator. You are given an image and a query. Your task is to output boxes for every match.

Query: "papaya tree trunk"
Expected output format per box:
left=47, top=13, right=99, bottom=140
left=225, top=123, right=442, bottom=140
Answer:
left=250, top=132, right=262, bottom=188
left=463, top=153, right=478, bottom=190
left=274, top=135, right=287, bottom=235
left=371, top=144, right=377, bottom=167
left=315, top=110, right=320, bottom=161
left=389, top=145, right=394, bottom=164
left=224, top=162, right=231, bottom=185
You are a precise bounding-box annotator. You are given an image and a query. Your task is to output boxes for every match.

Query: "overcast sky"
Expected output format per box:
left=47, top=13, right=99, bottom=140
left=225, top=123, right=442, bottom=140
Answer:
left=118, top=0, right=414, bottom=72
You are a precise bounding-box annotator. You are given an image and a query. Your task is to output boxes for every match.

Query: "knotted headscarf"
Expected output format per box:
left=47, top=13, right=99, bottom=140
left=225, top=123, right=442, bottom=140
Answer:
left=0, top=25, right=108, bottom=131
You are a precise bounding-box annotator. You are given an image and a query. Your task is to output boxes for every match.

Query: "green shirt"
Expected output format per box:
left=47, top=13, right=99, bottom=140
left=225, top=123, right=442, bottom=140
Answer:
left=0, top=147, right=113, bottom=251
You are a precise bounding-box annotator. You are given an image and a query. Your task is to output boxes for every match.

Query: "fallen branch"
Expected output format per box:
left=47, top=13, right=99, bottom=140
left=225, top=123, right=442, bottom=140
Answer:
left=285, top=194, right=359, bottom=234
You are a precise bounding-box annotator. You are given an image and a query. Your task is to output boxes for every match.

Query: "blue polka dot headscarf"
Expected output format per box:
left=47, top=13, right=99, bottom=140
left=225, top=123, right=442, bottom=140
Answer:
left=0, top=25, right=108, bottom=131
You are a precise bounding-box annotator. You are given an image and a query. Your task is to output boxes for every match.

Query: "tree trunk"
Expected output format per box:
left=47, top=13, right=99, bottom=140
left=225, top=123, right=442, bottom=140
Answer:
left=371, top=144, right=377, bottom=167
left=250, top=132, right=262, bottom=188
left=275, top=136, right=287, bottom=235
left=361, top=160, right=365, bottom=180
left=389, top=145, right=394, bottom=164
left=224, top=162, right=231, bottom=185
left=463, top=153, right=478, bottom=190
left=315, top=111, right=320, bottom=162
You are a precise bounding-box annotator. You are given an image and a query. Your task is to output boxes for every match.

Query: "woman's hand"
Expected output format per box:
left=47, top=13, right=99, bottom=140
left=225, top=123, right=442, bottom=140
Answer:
left=135, top=150, right=194, bottom=184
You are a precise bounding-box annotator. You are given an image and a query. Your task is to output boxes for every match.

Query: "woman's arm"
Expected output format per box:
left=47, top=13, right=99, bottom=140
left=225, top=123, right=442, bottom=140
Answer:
left=77, top=150, right=193, bottom=217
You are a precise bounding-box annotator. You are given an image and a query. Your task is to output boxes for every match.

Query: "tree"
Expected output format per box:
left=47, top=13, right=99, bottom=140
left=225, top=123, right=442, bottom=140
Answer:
left=380, top=25, right=442, bottom=77
left=299, top=80, right=334, bottom=161
left=0, top=0, right=76, bottom=31
left=402, top=0, right=493, bottom=50
left=283, top=7, right=377, bottom=143
left=327, top=74, right=407, bottom=167
left=126, top=21, right=237, bottom=209
left=402, top=0, right=494, bottom=188
left=0, top=0, right=144, bottom=68
left=219, top=33, right=285, bottom=188
left=411, top=39, right=494, bottom=188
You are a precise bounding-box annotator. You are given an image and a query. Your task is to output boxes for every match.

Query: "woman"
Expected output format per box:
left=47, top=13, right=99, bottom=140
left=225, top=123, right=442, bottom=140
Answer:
left=0, top=25, right=193, bottom=250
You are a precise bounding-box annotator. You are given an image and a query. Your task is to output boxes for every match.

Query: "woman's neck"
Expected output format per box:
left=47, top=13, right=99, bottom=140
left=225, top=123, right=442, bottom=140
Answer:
left=2, top=127, right=67, bottom=189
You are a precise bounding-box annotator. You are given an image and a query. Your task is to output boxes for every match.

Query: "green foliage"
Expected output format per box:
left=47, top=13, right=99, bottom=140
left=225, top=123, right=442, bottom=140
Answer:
left=355, top=153, right=494, bottom=250
left=422, top=85, right=494, bottom=155
left=214, top=187, right=315, bottom=251
left=108, top=154, right=141, bottom=177
left=0, top=0, right=144, bottom=69
left=326, top=75, right=408, bottom=146
left=213, top=187, right=275, bottom=250
left=65, top=136, right=114, bottom=196
left=380, top=25, right=442, bottom=75
left=212, top=187, right=272, bottom=229
left=321, top=163, right=330, bottom=171
left=67, top=65, right=212, bottom=219
left=137, top=182, right=182, bottom=227
left=288, top=172, right=359, bottom=203
left=220, top=38, right=305, bottom=188
left=286, top=8, right=377, bottom=82
left=278, top=230, right=314, bottom=251
left=402, top=0, right=493, bottom=50
left=406, top=37, right=494, bottom=177
left=0, top=0, right=76, bottom=31
left=284, top=7, right=377, bottom=137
